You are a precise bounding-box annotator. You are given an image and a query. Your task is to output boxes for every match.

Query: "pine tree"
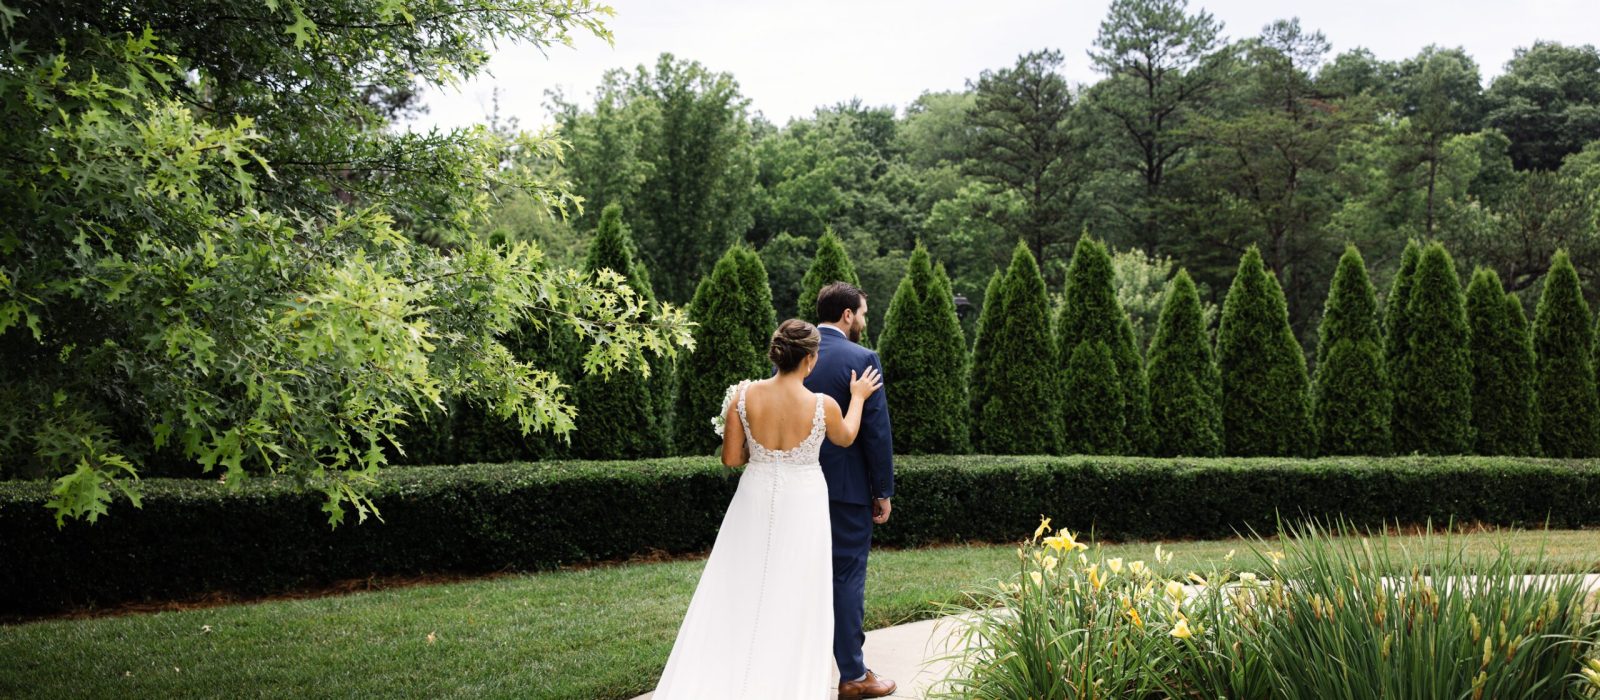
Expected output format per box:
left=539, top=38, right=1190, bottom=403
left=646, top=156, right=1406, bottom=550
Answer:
left=798, top=229, right=861, bottom=318
left=879, top=245, right=970, bottom=454
left=1216, top=246, right=1314, bottom=456
left=1060, top=341, right=1124, bottom=454
left=1392, top=242, right=1474, bottom=454
left=1145, top=269, right=1223, bottom=457
left=673, top=247, right=770, bottom=454
left=571, top=205, right=665, bottom=458
left=1384, top=239, right=1422, bottom=429
left=1533, top=250, right=1600, bottom=457
left=1313, top=245, right=1391, bottom=455
left=967, top=270, right=1005, bottom=448
left=973, top=242, right=1060, bottom=455
left=1502, top=294, right=1540, bottom=454
left=1056, top=234, right=1149, bottom=454
left=1466, top=267, right=1538, bottom=455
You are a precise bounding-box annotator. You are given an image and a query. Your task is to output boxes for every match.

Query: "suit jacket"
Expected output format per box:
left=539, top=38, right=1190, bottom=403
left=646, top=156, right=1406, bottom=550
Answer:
left=804, top=325, right=894, bottom=505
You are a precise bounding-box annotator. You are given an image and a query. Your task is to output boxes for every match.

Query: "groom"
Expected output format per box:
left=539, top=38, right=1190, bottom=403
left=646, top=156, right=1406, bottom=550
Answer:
left=806, top=282, right=897, bottom=699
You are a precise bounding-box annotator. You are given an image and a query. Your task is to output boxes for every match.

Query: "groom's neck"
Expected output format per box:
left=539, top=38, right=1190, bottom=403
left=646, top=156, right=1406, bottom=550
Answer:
left=820, top=321, right=849, bottom=338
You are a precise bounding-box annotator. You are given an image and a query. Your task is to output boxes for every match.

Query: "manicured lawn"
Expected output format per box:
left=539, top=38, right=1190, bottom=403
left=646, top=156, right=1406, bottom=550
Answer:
left=2, top=529, right=1596, bottom=700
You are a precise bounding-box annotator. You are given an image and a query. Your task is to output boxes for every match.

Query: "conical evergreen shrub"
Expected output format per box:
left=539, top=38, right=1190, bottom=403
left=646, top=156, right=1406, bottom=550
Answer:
left=1056, top=234, right=1149, bottom=454
left=1313, top=245, right=1391, bottom=455
left=673, top=247, right=771, bottom=455
left=734, top=245, right=777, bottom=354
left=1502, top=294, right=1540, bottom=454
left=1393, top=242, right=1474, bottom=454
left=1146, top=269, right=1222, bottom=457
left=1533, top=250, right=1600, bottom=457
left=1465, top=268, right=1537, bottom=455
left=1216, top=246, right=1314, bottom=456
left=879, top=245, right=970, bottom=454
left=1384, top=239, right=1421, bottom=430
left=967, top=270, right=1005, bottom=449
left=571, top=205, right=666, bottom=459
left=1060, top=340, right=1124, bottom=455
left=798, top=229, right=863, bottom=328
left=973, top=242, right=1060, bottom=455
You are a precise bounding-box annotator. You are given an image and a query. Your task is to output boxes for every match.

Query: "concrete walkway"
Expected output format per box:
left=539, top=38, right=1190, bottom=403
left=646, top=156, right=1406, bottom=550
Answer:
left=631, top=574, right=1600, bottom=699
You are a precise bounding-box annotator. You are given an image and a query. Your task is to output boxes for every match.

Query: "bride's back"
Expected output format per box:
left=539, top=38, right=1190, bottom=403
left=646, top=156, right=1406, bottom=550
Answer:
left=741, top=380, right=821, bottom=453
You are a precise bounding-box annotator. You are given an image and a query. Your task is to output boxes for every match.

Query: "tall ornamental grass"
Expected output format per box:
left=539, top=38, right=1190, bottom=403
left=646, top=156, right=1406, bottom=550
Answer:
left=933, top=519, right=1600, bottom=699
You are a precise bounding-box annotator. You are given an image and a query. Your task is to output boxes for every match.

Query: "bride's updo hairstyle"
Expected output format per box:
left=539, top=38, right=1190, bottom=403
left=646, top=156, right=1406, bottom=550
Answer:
left=769, top=319, right=821, bottom=373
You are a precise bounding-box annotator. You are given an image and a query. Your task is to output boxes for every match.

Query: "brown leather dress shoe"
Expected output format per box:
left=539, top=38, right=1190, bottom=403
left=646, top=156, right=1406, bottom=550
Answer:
left=838, top=669, right=896, bottom=699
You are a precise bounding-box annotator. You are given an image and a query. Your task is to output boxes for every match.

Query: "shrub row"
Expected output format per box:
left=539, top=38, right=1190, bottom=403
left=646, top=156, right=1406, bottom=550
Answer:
left=6, top=456, right=1600, bottom=615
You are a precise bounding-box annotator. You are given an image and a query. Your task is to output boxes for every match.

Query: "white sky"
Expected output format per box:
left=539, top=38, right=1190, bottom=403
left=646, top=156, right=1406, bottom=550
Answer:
left=407, top=0, right=1600, bottom=132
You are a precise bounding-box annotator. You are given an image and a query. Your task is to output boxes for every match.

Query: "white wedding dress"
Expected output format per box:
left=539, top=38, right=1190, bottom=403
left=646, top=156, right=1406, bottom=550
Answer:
left=652, top=382, right=834, bottom=699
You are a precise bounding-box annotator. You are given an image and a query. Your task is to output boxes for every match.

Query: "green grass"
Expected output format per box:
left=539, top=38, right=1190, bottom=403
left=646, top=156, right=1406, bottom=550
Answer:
left=2, top=529, right=1597, bottom=699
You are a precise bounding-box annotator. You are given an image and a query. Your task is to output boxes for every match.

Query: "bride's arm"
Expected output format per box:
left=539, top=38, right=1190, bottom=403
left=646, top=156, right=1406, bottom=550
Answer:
left=824, top=367, right=882, bottom=447
left=721, top=398, right=748, bottom=467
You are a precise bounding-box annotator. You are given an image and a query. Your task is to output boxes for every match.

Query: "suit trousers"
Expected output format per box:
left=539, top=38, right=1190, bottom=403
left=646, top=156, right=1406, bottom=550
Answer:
left=829, top=499, right=873, bottom=682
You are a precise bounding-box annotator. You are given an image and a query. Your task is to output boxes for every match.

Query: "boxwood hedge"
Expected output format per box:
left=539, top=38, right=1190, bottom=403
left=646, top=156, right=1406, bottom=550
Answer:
left=4, top=455, right=1598, bottom=615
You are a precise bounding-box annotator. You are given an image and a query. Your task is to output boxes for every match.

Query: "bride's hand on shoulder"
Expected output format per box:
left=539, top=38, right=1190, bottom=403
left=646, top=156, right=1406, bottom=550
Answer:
left=849, top=366, right=882, bottom=400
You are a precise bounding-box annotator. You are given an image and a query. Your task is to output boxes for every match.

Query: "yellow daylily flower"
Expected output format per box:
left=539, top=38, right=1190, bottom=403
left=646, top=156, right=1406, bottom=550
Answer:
left=1165, top=580, right=1186, bottom=602
left=1029, top=571, right=1043, bottom=587
left=1043, top=555, right=1059, bottom=572
left=1186, top=572, right=1208, bottom=586
left=1086, top=564, right=1104, bottom=592
left=1170, top=617, right=1193, bottom=640
left=1107, top=558, right=1123, bottom=574
left=1129, top=560, right=1148, bottom=577
left=1224, top=549, right=1236, bottom=561
left=1043, top=530, right=1088, bottom=553
left=1238, top=572, right=1258, bottom=586
left=1033, top=516, right=1052, bottom=542
left=1125, top=607, right=1145, bottom=629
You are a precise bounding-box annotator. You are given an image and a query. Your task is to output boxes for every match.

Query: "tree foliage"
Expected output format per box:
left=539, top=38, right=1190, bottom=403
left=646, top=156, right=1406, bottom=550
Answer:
left=879, top=246, right=970, bottom=454
left=973, top=243, right=1060, bottom=455
left=1532, top=250, right=1600, bottom=457
left=1465, top=267, right=1538, bottom=455
left=1392, top=242, right=1474, bottom=454
left=0, top=1, right=693, bottom=525
left=1145, top=269, right=1222, bottom=456
left=1216, top=247, right=1314, bottom=456
left=1056, top=235, right=1149, bottom=453
left=1312, top=246, right=1391, bottom=455
left=672, top=247, right=769, bottom=455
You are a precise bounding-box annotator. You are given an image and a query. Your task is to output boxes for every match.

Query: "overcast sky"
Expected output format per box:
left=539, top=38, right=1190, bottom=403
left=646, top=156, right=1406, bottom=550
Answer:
left=407, top=0, right=1600, bottom=132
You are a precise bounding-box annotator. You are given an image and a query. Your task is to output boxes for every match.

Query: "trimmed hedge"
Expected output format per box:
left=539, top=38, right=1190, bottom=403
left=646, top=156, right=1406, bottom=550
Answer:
left=6, top=456, right=1600, bottom=615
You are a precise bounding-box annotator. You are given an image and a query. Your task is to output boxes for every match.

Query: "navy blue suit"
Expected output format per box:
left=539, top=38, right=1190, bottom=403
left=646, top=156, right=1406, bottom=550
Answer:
left=803, top=325, right=894, bottom=682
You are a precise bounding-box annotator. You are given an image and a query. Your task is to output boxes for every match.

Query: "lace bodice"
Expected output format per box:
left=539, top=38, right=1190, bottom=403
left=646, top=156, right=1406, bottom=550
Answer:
left=735, top=381, right=826, bottom=465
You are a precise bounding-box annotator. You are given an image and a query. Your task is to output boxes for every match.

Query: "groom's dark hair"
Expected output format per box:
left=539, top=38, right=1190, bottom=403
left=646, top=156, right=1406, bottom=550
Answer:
left=816, top=282, right=866, bottom=323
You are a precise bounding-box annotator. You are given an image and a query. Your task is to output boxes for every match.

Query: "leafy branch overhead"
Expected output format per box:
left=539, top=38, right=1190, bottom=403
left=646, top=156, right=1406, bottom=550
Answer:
left=0, top=0, right=692, bottom=526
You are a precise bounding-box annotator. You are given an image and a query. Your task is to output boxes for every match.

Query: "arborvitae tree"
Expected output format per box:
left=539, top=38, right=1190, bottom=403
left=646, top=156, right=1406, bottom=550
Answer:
left=1465, top=267, right=1538, bottom=455
left=571, top=205, right=665, bottom=459
left=879, top=246, right=970, bottom=454
left=967, top=270, right=1005, bottom=448
left=1392, top=242, right=1474, bottom=454
left=1533, top=250, right=1600, bottom=457
left=973, top=242, right=1060, bottom=455
left=673, top=247, right=770, bottom=454
left=798, top=229, right=862, bottom=318
left=1502, top=294, right=1540, bottom=453
left=734, top=245, right=777, bottom=354
left=1313, top=245, right=1391, bottom=455
left=1056, top=234, right=1150, bottom=454
left=1384, top=239, right=1422, bottom=424
left=1216, top=246, right=1314, bottom=456
left=1145, top=269, right=1223, bottom=457
left=1060, top=341, right=1124, bottom=455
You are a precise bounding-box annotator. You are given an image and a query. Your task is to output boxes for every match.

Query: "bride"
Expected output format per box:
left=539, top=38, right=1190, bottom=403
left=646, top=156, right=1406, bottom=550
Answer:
left=652, top=319, right=883, bottom=699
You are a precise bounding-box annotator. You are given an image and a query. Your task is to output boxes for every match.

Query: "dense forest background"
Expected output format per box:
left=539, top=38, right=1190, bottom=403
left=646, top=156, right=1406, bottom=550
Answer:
left=472, top=0, right=1600, bottom=353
